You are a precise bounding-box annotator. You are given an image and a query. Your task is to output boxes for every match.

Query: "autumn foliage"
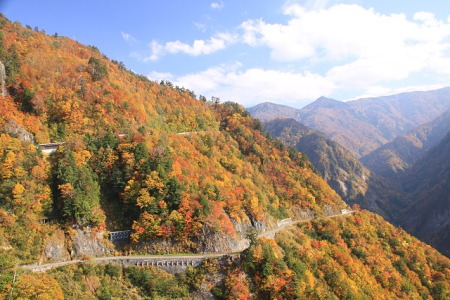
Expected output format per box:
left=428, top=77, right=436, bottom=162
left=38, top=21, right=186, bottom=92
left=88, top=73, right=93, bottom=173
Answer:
left=0, top=14, right=449, bottom=299
left=242, top=212, right=450, bottom=299
left=0, top=9, right=342, bottom=270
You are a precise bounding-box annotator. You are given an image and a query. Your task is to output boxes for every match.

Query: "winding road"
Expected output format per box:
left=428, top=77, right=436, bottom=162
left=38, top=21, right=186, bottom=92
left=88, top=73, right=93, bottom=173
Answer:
left=22, top=211, right=353, bottom=273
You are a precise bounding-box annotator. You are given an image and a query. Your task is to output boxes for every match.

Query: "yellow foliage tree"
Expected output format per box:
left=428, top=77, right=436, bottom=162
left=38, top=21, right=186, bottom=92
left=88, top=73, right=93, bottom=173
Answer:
left=136, top=189, right=155, bottom=209
left=73, top=150, right=91, bottom=166
left=14, top=273, right=64, bottom=300
left=1, top=151, right=16, bottom=179
left=12, top=183, right=26, bottom=206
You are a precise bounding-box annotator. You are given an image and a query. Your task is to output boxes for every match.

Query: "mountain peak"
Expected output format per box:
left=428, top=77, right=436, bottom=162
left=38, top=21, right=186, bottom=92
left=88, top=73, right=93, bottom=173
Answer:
left=248, top=102, right=292, bottom=110
left=247, top=102, right=300, bottom=121
left=312, top=96, right=343, bottom=106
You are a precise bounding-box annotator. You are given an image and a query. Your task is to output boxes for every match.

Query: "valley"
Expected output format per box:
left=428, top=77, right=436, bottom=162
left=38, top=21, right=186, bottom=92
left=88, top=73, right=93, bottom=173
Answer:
left=250, top=91, right=450, bottom=258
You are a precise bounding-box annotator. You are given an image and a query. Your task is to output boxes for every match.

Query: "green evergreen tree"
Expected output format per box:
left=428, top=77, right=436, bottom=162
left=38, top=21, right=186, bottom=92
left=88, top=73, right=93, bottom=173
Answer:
left=87, top=57, right=108, bottom=81
left=53, top=149, right=100, bottom=224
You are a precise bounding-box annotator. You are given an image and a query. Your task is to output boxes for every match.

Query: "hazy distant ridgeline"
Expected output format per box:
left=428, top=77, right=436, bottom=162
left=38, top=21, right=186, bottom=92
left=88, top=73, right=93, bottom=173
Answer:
left=248, top=88, right=450, bottom=157
left=360, top=109, right=450, bottom=178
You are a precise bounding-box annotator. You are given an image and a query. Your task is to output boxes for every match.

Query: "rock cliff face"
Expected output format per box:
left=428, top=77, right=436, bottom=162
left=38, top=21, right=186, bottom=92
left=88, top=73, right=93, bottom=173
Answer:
left=131, top=219, right=269, bottom=255
left=42, top=227, right=114, bottom=262
left=42, top=229, right=71, bottom=263
left=70, top=229, right=114, bottom=258
left=197, top=218, right=273, bottom=253
left=0, top=60, right=6, bottom=97
left=198, top=226, right=246, bottom=253
left=4, top=119, right=34, bottom=143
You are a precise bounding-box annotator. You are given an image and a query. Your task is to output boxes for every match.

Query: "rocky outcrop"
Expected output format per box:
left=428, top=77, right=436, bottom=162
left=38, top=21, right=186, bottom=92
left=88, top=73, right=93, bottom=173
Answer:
left=41, top=227, right=113, bottom=262
left=4, top=119, right=34, bottom=143
left=323, top=205, right=342, bottom=216
left=133, top=217, right=274, bottom=255
left=70, top=228, right=114, bottom=258
left=42, top=229, right=71, bottom=263
left=133, top=239, right=197, bottom=254
left=200, top=217, right=277, bottom=253
left=198, top=225, right=246, bottom=253
left=0, top=60, right=6, bottom=96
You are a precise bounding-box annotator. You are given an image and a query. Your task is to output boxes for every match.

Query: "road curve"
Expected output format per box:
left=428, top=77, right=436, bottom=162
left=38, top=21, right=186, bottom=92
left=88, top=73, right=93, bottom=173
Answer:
left=22, top=211, right=353, bottom=272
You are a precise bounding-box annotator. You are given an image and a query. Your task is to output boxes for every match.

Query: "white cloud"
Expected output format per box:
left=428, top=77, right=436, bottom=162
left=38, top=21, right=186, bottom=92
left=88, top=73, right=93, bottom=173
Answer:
left=145, top=33, right=236, bottom=61
left=147, top=71, right=174, bottom=83
left=210, top=2, right=224, bottom=10
left=193, top=22, right=207, bottom=32
left=144, top=40, right=165, bottom=61
left=121, top=32, right=137, bottom=43
left=241, top=5, right=422, bottom=61
left=414, top=11, right=438, bottom=25
left=175, top=63, right=336, bottom=107
left=238, top=4, right=450, bottom=101
left=166, top=34, right=233, bottom=55
left=137, top=3, right=450, bottom=107
left=350, top=83, right=450, bottom=100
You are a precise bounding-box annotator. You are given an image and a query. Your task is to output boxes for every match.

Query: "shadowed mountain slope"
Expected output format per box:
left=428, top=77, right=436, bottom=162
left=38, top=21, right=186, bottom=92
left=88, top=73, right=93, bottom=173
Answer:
left=263, top=118, right=406, bottom=220
left=262, top=115, right=450, bottom=256
left=397, top=131, right=450, bottom=256
left=361, top=109, right=450, bottom=178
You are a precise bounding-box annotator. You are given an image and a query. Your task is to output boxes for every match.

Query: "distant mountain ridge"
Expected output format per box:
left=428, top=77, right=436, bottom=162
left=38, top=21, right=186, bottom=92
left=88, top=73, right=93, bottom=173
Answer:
left=246, top=102, right=300, bottom=121
left=248, top=88, right=450, bottom=157
left=360, top=109, right=450, bottom=178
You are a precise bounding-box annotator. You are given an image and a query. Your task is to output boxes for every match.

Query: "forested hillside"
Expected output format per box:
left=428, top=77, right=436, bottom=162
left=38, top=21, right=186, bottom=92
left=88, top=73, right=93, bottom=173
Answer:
left=0, top=13, right=341, bottom=255
left=25, top=211, right=449, bottom=299
left=0, top=14, right=449, bottom=299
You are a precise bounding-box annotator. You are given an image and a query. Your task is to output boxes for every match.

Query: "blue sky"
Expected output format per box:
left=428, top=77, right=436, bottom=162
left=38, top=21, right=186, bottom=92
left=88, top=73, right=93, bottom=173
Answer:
left=2, top=0, right=450, bottom=108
